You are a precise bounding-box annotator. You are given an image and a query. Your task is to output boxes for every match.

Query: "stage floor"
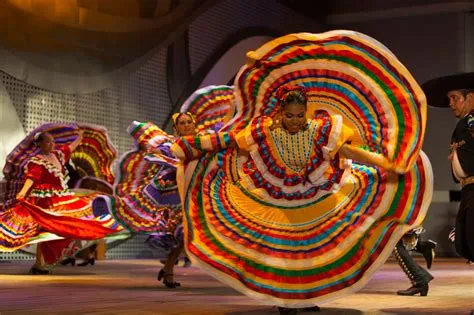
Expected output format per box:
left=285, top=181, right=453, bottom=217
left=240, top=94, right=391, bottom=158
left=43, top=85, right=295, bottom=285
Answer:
left=0, top=258, right=473, bottom=314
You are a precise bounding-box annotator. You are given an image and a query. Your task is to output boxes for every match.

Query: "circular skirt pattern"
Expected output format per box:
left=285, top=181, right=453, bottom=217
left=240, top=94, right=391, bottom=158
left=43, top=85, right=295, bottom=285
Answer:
left=0, top=189, right=121, bottom=252
left=182, top=150, right=432, bottom=307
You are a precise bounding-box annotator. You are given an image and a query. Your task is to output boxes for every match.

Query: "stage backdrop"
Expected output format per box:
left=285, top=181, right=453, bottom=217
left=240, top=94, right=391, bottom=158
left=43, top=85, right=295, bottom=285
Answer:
left=0, top=0, right=324, bottom=260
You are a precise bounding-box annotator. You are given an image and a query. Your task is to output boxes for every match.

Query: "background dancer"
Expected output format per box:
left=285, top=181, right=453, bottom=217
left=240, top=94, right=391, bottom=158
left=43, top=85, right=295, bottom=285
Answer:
left=1, top=127, right=121, bottom=274
left=93, top=86, right=234, bottom=288
left=423, top=73, right=474, bottom=264
left=394, top=227, right=436, bottom=296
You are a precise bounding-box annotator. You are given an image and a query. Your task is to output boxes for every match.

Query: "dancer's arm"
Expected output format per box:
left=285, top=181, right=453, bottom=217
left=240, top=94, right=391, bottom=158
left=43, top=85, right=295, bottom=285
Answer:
left=339, top=144, right=394, bottom=171
left=18, top=160, right=43, bottom=199
left=319, top=114, right=394, bottom=172
left=172, top=132, right=235, bottom=161
left=69, top=130, right=84, bottom=152
left=16, top=179, right=34, bottom=199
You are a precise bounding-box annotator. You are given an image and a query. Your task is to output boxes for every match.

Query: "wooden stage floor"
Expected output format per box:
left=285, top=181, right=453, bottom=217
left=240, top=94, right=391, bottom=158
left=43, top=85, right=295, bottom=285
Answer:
left=0, top=258, right=473, bottom=314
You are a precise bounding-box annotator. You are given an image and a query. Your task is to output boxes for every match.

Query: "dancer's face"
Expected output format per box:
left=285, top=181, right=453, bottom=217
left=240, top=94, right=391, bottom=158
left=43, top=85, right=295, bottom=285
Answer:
left=280, top=103, right=307, bottom=134
left=38, top=133, right=55, bottom=154
left=175, top=114, right=196, bottom=136
left=448, top=90, right=474, bottom=118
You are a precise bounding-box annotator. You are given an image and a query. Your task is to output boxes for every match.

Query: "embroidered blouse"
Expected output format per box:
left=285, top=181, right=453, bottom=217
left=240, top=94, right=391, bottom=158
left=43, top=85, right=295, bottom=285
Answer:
left=23, top=145, right=73, bottom=198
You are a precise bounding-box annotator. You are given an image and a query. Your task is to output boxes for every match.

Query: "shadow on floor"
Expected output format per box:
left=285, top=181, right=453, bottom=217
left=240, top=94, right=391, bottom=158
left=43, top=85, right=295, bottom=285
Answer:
left=126, top=285, right=240, bottom=296
left=226, top=307, right=364, bottom=314
left=380, top=308, right=470, bottom=315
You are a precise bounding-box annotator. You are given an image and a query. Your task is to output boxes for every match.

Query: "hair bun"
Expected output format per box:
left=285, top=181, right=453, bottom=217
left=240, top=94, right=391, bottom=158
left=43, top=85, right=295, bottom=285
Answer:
left=276, top=85, right=307, bottom=103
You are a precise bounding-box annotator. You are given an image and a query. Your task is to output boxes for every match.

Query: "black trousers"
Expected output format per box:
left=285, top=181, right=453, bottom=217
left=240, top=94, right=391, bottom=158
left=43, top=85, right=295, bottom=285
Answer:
left=455, top=184, right=474, bottom=261
left=394, top=241, right=433, bottom=287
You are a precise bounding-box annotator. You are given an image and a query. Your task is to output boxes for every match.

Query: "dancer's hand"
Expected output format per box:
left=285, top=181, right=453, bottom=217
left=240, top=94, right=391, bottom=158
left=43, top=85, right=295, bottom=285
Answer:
left=340, top=144, right=395, bottom=171
left=149, top=147, right=162, bottom=155
left=15, top=178, right=33, bottom=201
left=70, top=130, right=84, bottom=152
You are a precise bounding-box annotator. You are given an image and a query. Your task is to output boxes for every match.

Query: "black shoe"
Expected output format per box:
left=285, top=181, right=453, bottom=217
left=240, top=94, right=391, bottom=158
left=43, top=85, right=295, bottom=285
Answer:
left=157, top=269, right=181, bottom=288
left=77, top=258, right=95, bottom=267
left=278, top=307, right=298, bottom=315
left=183, top=257, right=192, bottom=268
left=60, top=257, right=76, bottom=266
left=157, top=268, right=164, bottom=281
left=418, top=240, right=436, bottom=269
left=397, top=284, right=429, bottom=296
left=29, top=267, right=50, bottom=275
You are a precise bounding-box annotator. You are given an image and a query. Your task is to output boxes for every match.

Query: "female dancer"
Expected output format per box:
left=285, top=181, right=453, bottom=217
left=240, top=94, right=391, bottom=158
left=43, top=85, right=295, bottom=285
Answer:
left=155, top=112, right=197, bottom=286
left=93, top=86, right=235, bottom=287
left=171, top=31, right=432, bottom=313
left=92, top=113, right=197, bottom=287
left=1, top=129, right=121, bottom=273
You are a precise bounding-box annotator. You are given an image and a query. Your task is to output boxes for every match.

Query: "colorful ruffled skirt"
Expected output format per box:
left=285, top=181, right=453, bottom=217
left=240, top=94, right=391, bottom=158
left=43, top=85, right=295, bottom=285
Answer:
left=172, top=30, right=432, bottom=307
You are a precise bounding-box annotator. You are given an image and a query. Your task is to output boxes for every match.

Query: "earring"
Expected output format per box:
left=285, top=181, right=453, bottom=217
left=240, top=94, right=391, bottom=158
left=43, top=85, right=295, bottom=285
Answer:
left=271, top=115, right=282, bottom=130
